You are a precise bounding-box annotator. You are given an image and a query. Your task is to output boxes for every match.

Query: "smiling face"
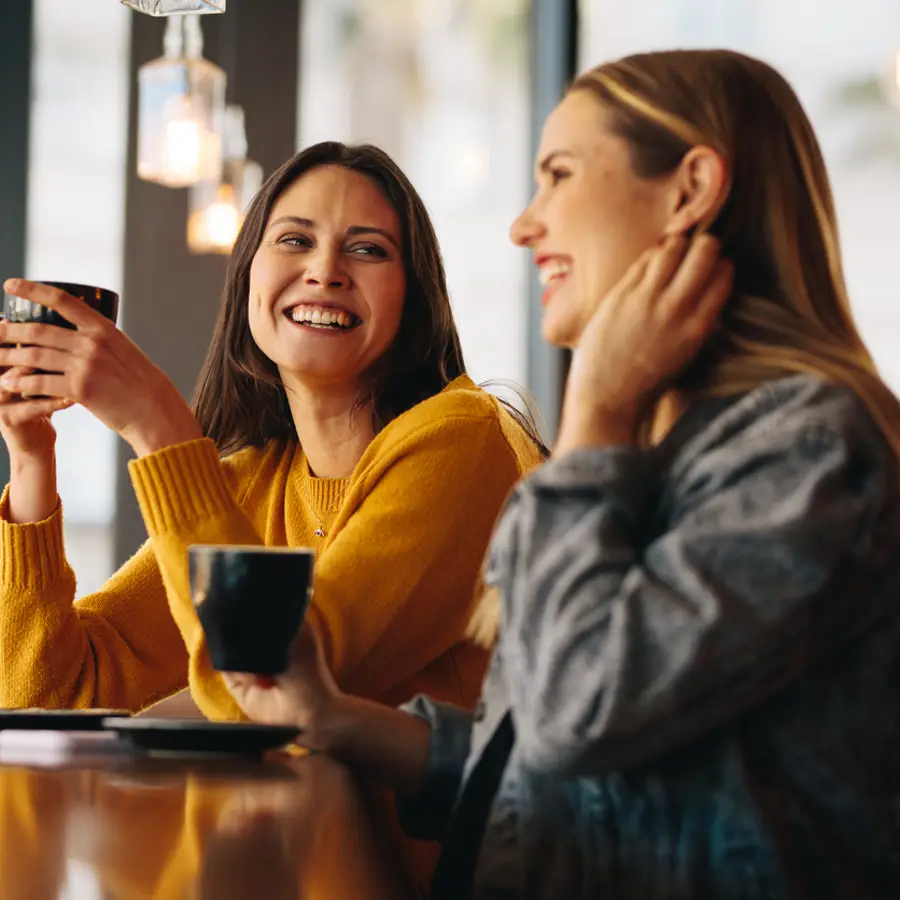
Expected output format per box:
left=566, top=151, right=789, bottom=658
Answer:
left=510, top=90, right=677, bottom=349
left=247, top=164, right=406, bottom=393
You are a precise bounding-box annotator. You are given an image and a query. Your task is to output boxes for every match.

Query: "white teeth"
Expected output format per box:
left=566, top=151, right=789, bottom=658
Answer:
left=289, top=305, right=357, bottom=329
left=538, top=260, right=571, bottom=286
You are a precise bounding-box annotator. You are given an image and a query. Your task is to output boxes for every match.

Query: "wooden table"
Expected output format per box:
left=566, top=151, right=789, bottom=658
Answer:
left=0, top=745, right=413, bottom=899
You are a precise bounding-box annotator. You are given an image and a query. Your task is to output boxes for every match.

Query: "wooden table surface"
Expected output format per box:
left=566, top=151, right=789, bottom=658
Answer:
left=0, top=746, right=413, bottom=899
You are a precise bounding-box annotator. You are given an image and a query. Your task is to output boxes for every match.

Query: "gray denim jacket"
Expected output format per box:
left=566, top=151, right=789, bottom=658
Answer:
left=400, top=375, right=900, bottom=899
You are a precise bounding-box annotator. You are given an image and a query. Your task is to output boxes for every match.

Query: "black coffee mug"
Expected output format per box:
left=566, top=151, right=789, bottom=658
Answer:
left=2, top=281, right=120, bottom=398
left=2, top=281, right=119, bottom=328
left=189, top=545, right=315, bottom=675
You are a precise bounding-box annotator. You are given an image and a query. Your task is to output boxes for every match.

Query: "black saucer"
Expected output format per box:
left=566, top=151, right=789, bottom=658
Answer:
left=103, top=718, right=300, bottom=756
left=0, top=709, right=129, bottom=731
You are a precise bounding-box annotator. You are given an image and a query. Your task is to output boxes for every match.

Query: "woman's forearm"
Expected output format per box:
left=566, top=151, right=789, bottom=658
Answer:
left=322, top=694, right=431, bottom=796
left=8, top=452, right=58, bottom=524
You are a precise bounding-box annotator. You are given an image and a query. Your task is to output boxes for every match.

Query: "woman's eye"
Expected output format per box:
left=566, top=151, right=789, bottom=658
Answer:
left=349, top=243, right=388, bottom=259
left=277, top=235, right=311, bottom=248
left=549, top=168, right=570, bottom=186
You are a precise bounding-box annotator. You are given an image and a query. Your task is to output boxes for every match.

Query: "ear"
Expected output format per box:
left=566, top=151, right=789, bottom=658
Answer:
left=663, top=146, right=728, bottom=236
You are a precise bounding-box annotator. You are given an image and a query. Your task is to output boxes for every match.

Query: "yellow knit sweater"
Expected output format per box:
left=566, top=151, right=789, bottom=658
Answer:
left=0, top=375, right=542, bottom=719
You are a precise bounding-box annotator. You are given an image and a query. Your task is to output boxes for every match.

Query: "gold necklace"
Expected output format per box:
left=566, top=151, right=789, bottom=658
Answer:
left=303, top=475, right=326, bottom=537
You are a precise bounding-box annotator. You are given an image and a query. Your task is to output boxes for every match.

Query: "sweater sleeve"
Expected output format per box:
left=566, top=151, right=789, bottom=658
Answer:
left=0, top=488, right=187, bottom=711
left=127, top=438, right=262, bottom=720
left=127, top=415, right=525, bottom=718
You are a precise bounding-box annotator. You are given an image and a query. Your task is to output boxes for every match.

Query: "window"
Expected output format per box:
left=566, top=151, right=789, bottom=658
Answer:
left=26, top=0, right=131, bottom=594
left=297, top=0, right=531, bottom=386
left=579, top=0, right=900, bottom=391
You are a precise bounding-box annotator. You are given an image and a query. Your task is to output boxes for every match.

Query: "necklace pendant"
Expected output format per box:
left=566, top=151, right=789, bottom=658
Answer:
left=314, top=527, right=325, bottom=538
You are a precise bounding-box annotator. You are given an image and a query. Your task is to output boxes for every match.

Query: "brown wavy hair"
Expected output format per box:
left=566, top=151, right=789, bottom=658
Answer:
left=193, top=141, right=468, bottom=455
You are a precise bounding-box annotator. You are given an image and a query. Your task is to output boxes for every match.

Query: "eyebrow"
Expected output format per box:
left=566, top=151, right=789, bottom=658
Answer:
left=536, top=150, right=576, bottom=176
left=266, top=216, right=400, bottom=249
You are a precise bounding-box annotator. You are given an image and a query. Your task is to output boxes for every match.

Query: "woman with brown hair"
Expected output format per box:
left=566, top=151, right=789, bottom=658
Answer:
left=230, top=51, right=900, bottom=898
left=0, top=141, right=544, bottom=728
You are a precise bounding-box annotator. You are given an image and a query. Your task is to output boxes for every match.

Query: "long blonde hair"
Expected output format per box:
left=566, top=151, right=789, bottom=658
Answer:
left=468, top=48, right=900, bottom=647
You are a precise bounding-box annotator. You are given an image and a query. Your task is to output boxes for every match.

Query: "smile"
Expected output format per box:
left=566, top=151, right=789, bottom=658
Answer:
left=286, top=304, right=362, bottom=331
left=538, top=260, right=571, bottom=286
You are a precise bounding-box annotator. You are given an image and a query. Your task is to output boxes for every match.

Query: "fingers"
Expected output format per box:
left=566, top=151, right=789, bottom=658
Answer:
left=0, top=366, right=32, bottom=402
left=664, top=258, right=732, bottom=359
left=615, top=249, right=653, bottom=295
left=0, top=397, right=72, bottom=428
left=222, top=673, right=251, bottom=692
left=642, top=234, right=690, bottom=292
left=0, top=321, right=83, bottom=351
left=0, top=344, right=72, bottom=374
left=2, top=279, right=107, bottom=331
left=0, top=372, right=70, bottom=400
left=658, top=234, right=724, bottom=317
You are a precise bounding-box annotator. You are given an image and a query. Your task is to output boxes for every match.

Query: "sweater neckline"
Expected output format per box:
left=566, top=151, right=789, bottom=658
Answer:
left=299, top=451, right=351, bottom=513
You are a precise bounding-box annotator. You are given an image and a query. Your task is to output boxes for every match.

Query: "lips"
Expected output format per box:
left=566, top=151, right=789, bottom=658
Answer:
left=535, top=254, right=572, bottom=287
left=283, top=301, right=362, bottom=331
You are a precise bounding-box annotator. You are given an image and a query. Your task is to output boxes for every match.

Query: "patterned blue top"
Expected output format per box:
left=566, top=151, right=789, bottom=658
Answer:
left=400, top=376, right=900, bottom=899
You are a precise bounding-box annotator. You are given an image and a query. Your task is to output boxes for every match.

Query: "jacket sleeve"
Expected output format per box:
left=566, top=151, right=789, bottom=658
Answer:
left=493, top=385, right=894, bottom=774
left=395, top=696, right=474, bottom=841
left=0, top=488, right=187, bottom=711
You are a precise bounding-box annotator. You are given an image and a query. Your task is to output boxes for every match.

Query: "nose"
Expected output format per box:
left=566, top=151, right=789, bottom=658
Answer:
left=509, top=198, right=544, bottom=248
left=304, top=246, right=349, bottom=289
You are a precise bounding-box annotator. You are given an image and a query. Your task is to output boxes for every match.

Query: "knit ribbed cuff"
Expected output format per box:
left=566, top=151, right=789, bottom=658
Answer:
left=0, top=485, right=68, bottom=590
left=128, top=438, right=236, bottom=537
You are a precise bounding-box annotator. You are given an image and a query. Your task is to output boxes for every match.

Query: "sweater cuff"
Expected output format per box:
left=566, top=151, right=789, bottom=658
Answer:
left=128, top=438, right=235, bottom=537
left=0, top=485, right=68, bottom=590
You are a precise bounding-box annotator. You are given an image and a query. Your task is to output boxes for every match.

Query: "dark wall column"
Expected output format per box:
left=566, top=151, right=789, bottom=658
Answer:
left=0, top=2, right=35, bottom=487
left=526, top=0, right=578, bottom=440
left=114, top=0, right=299, bottom=565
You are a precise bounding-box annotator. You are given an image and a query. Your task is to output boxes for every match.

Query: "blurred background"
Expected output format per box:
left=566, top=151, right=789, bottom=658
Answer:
left=1, top=0, right=899, bottom=595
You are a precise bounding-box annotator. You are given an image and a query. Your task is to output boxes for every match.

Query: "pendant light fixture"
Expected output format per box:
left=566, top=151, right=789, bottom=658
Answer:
left=136, top=14, right=226, bottom=187
left=187, top=105, right=262, bottom=253
left=186, top=0, right=260, bottom=254
left=122, top=1, right=225, bottom=15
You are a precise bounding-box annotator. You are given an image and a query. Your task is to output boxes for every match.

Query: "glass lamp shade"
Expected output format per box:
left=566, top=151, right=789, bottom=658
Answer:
left=187, top=158, right=263, bottom=254
left=136, top=16, right=226, bottom=187
left=122, top=1, right=225, bottom=15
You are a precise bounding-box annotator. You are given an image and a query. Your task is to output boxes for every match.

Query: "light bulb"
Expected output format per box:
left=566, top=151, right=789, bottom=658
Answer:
left=203, top=198, right=241, bottom=249
left=164, top=117, right=203, bottom=183
left=188, top=183, right=243, bottom=253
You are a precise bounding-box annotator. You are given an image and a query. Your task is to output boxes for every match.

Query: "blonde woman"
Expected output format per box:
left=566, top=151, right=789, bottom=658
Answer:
left=228, top=51, right=900, bottom=898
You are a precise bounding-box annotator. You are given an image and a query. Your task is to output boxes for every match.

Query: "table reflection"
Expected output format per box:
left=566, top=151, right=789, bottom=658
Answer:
left=0, top=753, right=412, bottom=899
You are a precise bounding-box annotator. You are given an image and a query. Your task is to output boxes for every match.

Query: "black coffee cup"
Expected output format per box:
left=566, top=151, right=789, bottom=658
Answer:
left=189, top=545, right=315, bottom=675
left=2, top=280, right=119, bottom=328
left=2, top=281, right=120, bottom=399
